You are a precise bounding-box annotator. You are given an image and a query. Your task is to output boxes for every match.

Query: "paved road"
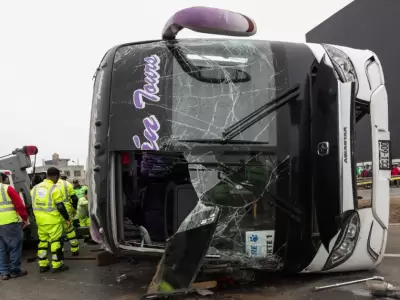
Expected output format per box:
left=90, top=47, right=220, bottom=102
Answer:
left=0, top=246, right=153, bottom=300
left=213, top=225, right=400, bottom=300
left=391, top=187, right=400, bottom=197
left=2, top=226, right=400, bottom=300
left=358, top=187, right=400, bottom=202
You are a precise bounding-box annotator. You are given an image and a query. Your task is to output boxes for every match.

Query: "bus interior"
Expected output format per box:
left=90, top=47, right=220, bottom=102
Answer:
left=117, top=150, right=277, bottom=252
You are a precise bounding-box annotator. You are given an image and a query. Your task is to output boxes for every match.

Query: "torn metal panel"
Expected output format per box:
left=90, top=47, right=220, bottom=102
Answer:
left=148, top=205, right=220, bottom=294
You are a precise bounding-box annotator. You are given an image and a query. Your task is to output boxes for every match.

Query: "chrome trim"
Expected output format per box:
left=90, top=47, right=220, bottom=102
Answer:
left=367, top=221, right=379, bottom=261
left=338, top=81, right=344, bottom=212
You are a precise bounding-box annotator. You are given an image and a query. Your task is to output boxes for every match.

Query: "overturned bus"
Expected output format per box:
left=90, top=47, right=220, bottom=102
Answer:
left=87, top=6, right=391, bottom=293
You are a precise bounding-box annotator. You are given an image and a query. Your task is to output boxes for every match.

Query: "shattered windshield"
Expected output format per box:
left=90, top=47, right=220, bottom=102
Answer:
left=170, top=40, right=277, bottom=144
left=110, top=39, right=285, bottom=150
left=111, top=40, right=291, bottom=269
left=179, top=150, right=289, bottom=269
left=184, top=151, right=279, bottom=201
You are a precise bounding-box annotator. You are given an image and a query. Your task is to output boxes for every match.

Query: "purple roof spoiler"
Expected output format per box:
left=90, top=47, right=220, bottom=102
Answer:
left=162, top=6, right=257, bottom=40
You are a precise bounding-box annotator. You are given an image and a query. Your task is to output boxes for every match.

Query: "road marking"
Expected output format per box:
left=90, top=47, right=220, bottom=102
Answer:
left=384, top=254, right=400, bottom=257
left=389, top=223, right=400, bottom=227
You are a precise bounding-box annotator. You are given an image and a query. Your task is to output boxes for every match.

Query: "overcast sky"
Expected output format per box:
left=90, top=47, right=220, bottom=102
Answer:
left=0, top=0, right=352, bottom=167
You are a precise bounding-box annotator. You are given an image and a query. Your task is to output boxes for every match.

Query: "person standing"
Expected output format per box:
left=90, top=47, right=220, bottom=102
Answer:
left=391, top=164, right=400, bottom=187
left=77, top=190, right=90, bottom=227
left=361, top=164, right=371, bottom=178
left=72, top=179, right=88, bottom=199
left=72, top=179, right=88, bottom=226
left=57, top=176, right=80, bottom=256
left=357, top=166, right=363, bottom=178
left=0, top=172, right=29, bottom=280
left=31, top=168, right=70, bottom=273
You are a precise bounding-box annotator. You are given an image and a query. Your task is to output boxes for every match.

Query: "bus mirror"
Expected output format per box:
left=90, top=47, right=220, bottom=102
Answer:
left=162, top=6, right=257, bottom=40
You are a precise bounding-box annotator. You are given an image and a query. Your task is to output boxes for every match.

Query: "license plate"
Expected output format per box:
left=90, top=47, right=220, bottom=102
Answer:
left=378, top=140, right=391, bottom=170
left=246, top=230, right=275, bottom=258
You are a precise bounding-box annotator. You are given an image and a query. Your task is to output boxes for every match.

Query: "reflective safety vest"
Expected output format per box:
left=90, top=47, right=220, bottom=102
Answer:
left=77, top=197, right=89, bottom=220
left=57, top=179, right=74, bottom=214
left=74, top=185, right=88, bottom=199
left=0, top=183, right=19, bottom=226
left=31, top=179, right=64, bottom=225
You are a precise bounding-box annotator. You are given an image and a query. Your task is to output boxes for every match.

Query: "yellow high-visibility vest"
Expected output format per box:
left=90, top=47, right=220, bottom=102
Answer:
left=31, top=179, right=64, bottom=225
left=57, top=179, right=75, bottom=214
left=0, top=183, right=19, bottom=226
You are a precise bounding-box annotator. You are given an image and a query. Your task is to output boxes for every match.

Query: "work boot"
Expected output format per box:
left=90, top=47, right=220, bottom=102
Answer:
left=10, top=269, right=28, bottom=278
left=52, top=265, right=69, bottom=273
left=39, top=266, right=50, bottom=273
left=1, top=274, right=10, bottom=280
left=72, top=251, right=80, bottom=257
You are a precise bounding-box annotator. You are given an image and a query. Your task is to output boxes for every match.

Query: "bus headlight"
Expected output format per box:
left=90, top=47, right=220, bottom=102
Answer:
left=323, top=44, right=359, bottom=94
left=323, top=212, right=360, bottom=270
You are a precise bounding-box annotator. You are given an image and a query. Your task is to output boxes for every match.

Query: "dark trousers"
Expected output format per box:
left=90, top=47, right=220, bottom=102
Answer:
left=0, top=222, right=23, bottom=275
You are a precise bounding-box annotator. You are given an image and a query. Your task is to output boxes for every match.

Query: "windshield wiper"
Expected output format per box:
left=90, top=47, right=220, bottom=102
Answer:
left=177, top=139, right=269, bottom=145
left=222, top=84, right=301, bottom=140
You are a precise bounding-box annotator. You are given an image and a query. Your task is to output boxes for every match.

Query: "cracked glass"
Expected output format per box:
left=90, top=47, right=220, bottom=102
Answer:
left=112, top=39, right=290, bottom=278
left=169, top=39, right=277, bottom=144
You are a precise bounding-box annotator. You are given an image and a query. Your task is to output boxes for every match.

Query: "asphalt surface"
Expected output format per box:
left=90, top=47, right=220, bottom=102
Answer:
left=1, top=227, right=400, bottom=300
left=389, top=187, right=400, bottom=198
left=358, top=187, right=400, bottom=202
left=0, top=245, right=153, bottom=300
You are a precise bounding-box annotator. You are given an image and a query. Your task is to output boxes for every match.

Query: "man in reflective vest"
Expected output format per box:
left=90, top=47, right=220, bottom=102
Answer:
left=77, top=189, right=90, bottom=227
left=31, top=167, right=70, bottom=273
left=73, top=179, right=88, bottom=200
left=0, top=173, right=29, bottom=280
left=57, top=176, right=80, bottom=256
left=72, top=179, right=88, bottom=226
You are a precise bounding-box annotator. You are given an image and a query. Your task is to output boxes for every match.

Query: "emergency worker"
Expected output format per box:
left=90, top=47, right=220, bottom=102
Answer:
left=0, top=173, right=29, bottom=280
left=73, top=179, right=88, bottom=199
left=3, top=175, right=10, bottom=185
left=57, top=176, right=80, bottom=256
left=31, top=167, right=70, bottom=273
left=77, top=190, right=90, bottom=227
left=72, top=179, right=88, bottom=226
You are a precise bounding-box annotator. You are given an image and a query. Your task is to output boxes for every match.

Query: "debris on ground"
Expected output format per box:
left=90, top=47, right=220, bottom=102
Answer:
left=367, top=280, right=400, bottom=299
left=195, top=288, right=214, bottom=296
left=313, top=276, right=384, bottom=292
left=116, top=274, right=128, bottom=283
left=191, top=281, right=218, bottom=290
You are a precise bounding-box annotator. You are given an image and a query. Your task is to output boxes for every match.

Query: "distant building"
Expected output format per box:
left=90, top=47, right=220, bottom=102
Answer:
left=35, top=153, right=86, bottom=184
left=306, top=0, right=400, bottom=161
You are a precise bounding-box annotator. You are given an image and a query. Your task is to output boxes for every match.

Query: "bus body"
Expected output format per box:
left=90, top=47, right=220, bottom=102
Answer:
left=87, top=7, right=390, bottom=292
